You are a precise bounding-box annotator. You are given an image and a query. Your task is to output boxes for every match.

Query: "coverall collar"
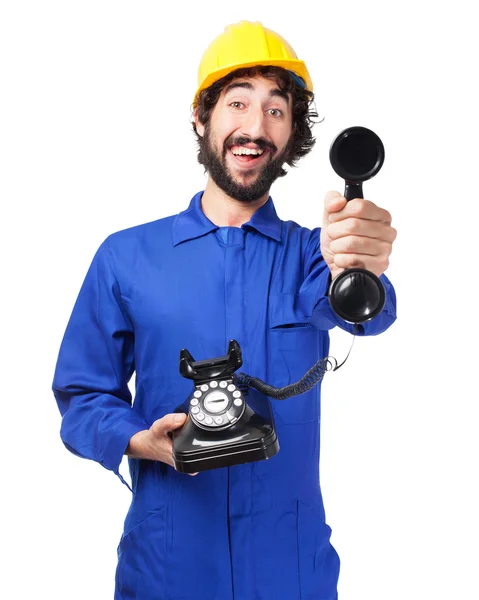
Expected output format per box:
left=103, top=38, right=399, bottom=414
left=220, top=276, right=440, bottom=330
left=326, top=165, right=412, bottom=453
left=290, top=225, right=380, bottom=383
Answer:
left=173, top=191, right=282, bottom=246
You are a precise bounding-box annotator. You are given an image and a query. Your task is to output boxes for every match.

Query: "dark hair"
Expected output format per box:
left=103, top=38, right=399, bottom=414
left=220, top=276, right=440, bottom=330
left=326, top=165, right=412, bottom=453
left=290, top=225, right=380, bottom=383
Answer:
left=192, top=65, right=318, bottom=176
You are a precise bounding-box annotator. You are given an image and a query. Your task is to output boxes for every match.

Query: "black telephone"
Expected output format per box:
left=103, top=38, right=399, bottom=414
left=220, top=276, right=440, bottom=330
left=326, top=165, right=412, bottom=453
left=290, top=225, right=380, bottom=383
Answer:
left=172, top=126, right=388, bottom=473
left=172, top=340, right=279, bottom=473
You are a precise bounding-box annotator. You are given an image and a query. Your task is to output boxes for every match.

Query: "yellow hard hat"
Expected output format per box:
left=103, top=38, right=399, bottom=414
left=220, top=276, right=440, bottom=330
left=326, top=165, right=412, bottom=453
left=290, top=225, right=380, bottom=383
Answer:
left=193, top=21, right=313, bottom=106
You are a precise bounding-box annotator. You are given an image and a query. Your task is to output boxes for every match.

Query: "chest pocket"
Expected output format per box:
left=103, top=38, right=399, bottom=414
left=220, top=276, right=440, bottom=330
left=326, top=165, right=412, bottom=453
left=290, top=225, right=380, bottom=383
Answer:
left=268, top=293, right=320, bottom=424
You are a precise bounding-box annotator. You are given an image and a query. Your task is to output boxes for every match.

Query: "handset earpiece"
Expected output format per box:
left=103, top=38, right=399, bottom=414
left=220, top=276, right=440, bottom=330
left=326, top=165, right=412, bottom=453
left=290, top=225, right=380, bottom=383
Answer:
left=328, top=126, right=386, bottom=323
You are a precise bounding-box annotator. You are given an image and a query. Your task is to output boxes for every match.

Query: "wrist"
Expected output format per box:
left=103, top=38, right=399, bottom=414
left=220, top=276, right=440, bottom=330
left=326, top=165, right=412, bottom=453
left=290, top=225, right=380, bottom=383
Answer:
left=125, top=429, right=153, bottom=459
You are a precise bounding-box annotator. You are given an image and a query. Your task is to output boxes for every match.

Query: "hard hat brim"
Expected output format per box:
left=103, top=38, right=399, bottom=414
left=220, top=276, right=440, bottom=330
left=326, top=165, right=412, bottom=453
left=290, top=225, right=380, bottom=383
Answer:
left=193, top=58, right=313, bottom=107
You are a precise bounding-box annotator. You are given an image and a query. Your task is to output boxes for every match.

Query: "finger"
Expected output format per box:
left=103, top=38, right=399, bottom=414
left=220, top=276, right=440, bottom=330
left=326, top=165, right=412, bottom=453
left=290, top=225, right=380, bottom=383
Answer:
left=172, top=461, right=198, bottom=476
left=333, top=253, right=390, bottom=277
left=328, top=199, right=392, bottom=225
left=329, top=235, right=392, bottom=257
left=165, top=456, right=176, bottom=468
left=327, top=219, right=397, bottom=243
left=163, top=438, right=176, bottom=467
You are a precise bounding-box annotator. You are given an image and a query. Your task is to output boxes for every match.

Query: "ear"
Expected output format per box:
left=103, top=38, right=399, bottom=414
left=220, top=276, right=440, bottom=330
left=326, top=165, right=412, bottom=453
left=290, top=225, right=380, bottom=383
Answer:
left=194, top=108, right=205, bottom=137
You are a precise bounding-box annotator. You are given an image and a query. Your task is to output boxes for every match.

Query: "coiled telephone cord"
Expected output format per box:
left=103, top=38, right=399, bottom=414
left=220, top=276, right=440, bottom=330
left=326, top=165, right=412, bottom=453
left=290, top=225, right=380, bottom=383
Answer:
left=233, top=324, right=358, bottom=400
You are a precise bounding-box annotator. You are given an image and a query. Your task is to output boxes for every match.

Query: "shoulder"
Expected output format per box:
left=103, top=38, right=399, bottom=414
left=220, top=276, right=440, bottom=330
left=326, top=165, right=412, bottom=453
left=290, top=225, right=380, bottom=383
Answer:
left=84, top=214, right=179, bottom=279
left=100, top=213, right=177, bottom=257
left=280, top=217, right=321, bottom=250
left=107, top=213, right=177, bottom=244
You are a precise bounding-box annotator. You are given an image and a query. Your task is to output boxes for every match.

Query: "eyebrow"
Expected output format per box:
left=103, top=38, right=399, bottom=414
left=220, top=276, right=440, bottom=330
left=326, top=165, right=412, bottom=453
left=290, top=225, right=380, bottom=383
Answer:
left=223, top=81, right=290, bottom=105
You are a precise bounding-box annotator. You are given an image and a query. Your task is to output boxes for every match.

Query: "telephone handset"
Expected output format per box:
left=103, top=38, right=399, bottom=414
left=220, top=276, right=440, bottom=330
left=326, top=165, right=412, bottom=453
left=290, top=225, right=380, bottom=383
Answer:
left=328, top=126, right=387, bottom=323
left=172, top=126, right=389, bottom=473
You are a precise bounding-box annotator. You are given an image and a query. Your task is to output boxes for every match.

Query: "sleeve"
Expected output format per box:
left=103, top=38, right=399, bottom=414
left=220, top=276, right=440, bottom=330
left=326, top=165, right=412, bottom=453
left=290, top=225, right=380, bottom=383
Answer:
left=298, top=227, right=397, bottom=336
left=52, top=237, right=150, bottom=488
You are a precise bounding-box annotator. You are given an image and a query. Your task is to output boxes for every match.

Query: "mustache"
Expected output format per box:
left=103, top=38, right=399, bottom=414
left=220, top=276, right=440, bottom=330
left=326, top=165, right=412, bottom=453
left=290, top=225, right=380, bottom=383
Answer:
left=224, top=135, right=277, bottom=155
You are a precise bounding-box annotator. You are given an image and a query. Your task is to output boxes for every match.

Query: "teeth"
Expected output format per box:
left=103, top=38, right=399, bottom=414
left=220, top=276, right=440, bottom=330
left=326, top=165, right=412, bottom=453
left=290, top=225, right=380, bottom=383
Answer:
left=231, top=147, right=264, bottom=156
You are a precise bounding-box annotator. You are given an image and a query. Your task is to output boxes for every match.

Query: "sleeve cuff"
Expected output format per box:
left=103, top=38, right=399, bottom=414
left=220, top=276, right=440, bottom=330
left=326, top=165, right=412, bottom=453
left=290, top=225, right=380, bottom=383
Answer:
left=303, top=269, right=397, bottom=336
left=102, top=411, right=150, bottom=478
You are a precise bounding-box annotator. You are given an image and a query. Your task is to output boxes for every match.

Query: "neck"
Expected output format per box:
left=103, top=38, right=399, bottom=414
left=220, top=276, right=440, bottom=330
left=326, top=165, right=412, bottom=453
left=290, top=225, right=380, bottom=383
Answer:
left=201, top=177, right=270, bottom=227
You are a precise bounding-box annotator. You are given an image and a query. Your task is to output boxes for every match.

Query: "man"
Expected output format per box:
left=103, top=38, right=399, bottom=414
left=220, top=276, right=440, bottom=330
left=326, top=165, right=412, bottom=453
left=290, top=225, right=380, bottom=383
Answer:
left=53, top=21, right=397, bottom=600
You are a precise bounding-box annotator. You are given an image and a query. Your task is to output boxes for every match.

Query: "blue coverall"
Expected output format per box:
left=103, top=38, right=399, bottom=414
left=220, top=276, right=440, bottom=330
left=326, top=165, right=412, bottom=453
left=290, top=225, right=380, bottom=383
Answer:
left=53, top=191, right=397, bottom=599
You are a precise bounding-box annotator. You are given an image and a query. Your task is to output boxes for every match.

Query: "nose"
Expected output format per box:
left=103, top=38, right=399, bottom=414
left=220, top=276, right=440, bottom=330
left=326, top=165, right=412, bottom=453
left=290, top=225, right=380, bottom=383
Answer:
left=240, top=106, right=267, bottom=141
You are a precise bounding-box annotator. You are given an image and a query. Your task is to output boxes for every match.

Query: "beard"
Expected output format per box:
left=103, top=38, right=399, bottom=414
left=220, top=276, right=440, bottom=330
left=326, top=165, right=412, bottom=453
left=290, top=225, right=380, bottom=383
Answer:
left=198, top=124, right=292, bottom=203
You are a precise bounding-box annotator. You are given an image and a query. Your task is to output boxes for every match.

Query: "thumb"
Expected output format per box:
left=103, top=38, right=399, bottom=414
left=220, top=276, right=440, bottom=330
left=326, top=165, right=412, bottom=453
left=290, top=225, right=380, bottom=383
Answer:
left=156, top=412, right=188, bottom=435
left=323, top=190, right=346, bottom=221
left=171, top=412, right=188, bottom=429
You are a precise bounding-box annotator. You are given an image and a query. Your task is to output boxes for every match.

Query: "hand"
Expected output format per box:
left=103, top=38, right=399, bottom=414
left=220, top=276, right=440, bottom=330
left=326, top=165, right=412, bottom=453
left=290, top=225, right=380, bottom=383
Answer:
left=321, top=190, right=397, bottom=281
left=126, top=413, right=198, bottom=476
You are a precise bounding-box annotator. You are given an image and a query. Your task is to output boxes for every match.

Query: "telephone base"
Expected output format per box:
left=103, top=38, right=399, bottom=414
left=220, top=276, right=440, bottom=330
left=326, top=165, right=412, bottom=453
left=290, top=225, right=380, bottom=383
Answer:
left=172, top=405, right=279, bottom=473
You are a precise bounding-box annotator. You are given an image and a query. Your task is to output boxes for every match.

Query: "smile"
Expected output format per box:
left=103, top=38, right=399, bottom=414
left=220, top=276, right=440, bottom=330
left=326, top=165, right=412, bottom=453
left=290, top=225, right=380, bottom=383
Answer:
left=228, top=145, right=269, bottom=167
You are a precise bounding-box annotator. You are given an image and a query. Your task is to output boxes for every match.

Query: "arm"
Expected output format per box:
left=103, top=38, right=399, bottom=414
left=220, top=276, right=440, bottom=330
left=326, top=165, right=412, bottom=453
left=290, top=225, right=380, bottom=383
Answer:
left=298, top=191, right=397, bottom=335
left=52, top=237, right=150, bottom=486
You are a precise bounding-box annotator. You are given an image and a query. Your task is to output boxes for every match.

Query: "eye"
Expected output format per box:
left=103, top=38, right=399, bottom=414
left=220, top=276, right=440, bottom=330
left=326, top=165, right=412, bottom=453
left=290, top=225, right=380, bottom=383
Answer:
left=230, top=101, right=244, bottom=109
left=267, top=108, right=283, bottom=118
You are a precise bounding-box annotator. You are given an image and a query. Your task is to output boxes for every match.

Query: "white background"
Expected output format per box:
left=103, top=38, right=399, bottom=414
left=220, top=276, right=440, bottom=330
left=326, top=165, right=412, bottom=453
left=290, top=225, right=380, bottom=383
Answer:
left=2, top=1, right=478, bottom=598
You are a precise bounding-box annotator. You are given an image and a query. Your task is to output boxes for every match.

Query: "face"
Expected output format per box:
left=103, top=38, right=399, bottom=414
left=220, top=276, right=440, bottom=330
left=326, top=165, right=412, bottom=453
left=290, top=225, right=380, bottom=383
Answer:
left=195, top=75, right=294, bottom=203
